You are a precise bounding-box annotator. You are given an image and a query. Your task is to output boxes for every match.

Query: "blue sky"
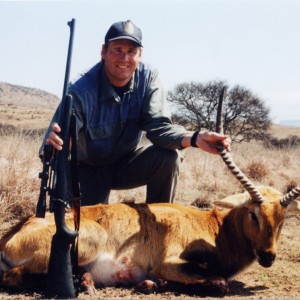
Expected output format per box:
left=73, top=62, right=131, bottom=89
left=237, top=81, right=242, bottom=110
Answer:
left=0, top=0, right=299, bottom=123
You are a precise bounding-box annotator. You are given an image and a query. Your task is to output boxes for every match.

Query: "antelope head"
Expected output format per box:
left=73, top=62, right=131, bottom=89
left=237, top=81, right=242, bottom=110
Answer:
left=215, top=87, right=300, bottom=267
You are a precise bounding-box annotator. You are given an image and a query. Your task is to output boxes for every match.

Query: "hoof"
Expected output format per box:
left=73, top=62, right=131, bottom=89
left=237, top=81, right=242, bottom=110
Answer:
left=80, top=272, right=96, bottom=295
left=135, top=278, right=168, bottom=294
left=135, top=279, right=158, bottom=294
left=201, top=278, right=229, bottom=297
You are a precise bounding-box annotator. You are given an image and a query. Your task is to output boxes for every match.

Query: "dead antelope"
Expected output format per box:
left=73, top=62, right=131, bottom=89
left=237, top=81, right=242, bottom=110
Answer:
left=0, top=93, right=300, bottom=296
left=0, top=184, right=299, bottom=296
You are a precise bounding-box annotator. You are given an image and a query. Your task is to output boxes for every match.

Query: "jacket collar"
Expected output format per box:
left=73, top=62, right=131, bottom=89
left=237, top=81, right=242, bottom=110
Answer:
left=99, top=61, right=136, bottom=103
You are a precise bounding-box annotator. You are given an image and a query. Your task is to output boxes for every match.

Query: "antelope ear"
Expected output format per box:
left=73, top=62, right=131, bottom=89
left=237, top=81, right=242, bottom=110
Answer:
left=286, top=199, right=300, bottom=215
left=214, top=192, right=250, bottom=208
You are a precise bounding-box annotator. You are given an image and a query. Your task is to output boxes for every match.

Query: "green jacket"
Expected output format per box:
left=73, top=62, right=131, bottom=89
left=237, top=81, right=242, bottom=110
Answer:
left=42, top=61, right=186, bottom=165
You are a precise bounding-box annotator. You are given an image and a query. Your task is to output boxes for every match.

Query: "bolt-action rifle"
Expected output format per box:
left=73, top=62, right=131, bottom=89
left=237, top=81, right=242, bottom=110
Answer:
left=36, top=18, right=81, bottom=299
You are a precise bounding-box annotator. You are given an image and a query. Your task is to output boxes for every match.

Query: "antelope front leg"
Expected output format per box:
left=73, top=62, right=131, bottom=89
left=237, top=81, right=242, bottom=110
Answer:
left=149, top=258, right=229, bottom=296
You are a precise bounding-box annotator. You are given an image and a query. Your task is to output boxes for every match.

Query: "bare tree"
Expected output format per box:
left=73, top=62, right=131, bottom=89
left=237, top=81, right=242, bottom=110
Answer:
left=168, top=80, right=271, bottom=142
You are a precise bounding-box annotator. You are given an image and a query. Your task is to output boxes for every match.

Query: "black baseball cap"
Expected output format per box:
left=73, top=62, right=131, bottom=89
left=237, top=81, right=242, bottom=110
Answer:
left=105, top=20, right=143, bottom=47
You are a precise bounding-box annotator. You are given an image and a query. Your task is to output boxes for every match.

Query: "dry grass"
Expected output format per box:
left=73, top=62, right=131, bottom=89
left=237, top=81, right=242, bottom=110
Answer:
left=176, top=141, right=300, bottom=206
left=0, top=104, right=54, bottom=130
left=0, top=126, right=300, bottom=299
left=0, top=133, right=42, bottom=232
left=1, top=130, right=299, bottom=235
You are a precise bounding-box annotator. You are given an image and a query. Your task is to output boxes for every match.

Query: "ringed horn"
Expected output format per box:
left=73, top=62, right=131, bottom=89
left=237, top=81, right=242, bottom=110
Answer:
left=215, top=87, right=264, bottom=204
left=216, top=87, right=300, bottom=206
left=280, top=186, right=300, bottom=207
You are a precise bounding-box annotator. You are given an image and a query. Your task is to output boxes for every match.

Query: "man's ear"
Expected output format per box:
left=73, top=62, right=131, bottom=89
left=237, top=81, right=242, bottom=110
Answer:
left=101, top=44, right=106, bottom=60
left=138, top=47, right=142, bottom=60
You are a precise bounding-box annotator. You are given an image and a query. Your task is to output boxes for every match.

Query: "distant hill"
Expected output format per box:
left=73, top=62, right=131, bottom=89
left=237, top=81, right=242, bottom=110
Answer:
left=0, top=82, right=60, bottom=130
left=270, top=123, right=300, bottom=139
left=0, top=81, right=299, bottom=137
left=0, top=81, right=59, bottom=110
left=279, top=120, right=300, bottom=126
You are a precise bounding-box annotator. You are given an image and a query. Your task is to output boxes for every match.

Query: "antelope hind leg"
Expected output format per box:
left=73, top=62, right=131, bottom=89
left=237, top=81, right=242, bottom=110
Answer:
left=0, top=263, right=46, bottom=289
left=0, top=250, right=49, bottom=289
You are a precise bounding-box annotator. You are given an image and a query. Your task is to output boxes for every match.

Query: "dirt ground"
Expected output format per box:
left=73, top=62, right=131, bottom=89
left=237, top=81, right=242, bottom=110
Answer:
left=0, top=215, right=299, bottom=300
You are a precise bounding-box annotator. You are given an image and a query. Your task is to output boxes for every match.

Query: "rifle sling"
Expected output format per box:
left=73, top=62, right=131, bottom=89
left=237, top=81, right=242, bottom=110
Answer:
left=69, top=112, right=81, bottom=294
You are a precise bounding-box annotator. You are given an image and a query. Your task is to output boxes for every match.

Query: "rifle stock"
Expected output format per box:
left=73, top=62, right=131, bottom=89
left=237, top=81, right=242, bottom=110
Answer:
left=46, top=94, right=78, bottom=299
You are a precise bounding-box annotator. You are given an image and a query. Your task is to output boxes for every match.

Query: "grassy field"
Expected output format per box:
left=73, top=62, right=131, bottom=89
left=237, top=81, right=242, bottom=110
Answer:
left=0, top=110, right=300, bottom=299
left=0, top=123, right=299, bottom=232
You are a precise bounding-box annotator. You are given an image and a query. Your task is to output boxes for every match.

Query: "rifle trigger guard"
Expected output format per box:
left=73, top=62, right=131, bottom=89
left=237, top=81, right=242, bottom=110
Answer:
left=52, top=198, right=69, bottom=208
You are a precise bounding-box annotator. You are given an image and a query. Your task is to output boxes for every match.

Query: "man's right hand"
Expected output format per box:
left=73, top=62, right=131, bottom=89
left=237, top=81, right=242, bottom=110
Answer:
left=46, top=122, right=63, bottom=151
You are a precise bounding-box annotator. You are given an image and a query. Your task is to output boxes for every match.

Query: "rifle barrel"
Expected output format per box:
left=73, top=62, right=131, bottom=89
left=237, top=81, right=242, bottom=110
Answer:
left=61, top=18, right=75, bottom=102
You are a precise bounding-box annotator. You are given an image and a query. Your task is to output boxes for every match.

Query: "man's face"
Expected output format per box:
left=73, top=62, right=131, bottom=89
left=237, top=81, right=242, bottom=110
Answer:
left=101, top=39, right=142, bottom=87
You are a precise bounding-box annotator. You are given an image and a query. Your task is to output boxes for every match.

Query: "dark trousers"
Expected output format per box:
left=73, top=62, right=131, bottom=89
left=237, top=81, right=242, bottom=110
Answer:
left=76, top=145, right=182, bottom=206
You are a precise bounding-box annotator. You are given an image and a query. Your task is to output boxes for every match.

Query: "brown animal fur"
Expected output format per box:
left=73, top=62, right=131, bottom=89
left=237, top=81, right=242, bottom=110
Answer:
left=0, top=186, right=295, bottom=296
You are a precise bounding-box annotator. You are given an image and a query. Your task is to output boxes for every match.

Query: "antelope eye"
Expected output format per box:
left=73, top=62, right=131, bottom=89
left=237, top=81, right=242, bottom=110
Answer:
left=250, top=212, right=259, bottom=224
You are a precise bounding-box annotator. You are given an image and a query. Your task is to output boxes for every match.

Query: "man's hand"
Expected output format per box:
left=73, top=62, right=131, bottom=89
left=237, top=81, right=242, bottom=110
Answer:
left=46, top=123, right=63, bottom=151
left=196, top=131, right=231, bottom=155
left=181, top=131, right=231, bottom=154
